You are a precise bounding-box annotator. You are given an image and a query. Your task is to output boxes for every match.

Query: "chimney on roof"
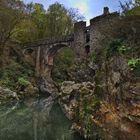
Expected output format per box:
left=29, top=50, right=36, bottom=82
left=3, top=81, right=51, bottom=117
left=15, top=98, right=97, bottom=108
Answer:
left=103, top=7, right=109, bottom=15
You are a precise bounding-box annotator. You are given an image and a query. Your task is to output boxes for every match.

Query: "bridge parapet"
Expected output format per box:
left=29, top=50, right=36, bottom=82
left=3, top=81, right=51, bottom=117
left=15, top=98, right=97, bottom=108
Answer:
left=24, top=34, right=74, bottom=49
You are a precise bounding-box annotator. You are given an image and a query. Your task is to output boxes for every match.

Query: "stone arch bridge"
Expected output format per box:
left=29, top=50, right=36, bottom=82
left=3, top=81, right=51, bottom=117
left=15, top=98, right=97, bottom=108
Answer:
left=24, top=34, right=75, bottom=78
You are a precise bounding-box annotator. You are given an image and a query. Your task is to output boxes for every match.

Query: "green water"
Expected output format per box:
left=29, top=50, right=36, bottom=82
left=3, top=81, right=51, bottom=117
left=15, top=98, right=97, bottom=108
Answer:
left=0, top=97, right=85, bottom=140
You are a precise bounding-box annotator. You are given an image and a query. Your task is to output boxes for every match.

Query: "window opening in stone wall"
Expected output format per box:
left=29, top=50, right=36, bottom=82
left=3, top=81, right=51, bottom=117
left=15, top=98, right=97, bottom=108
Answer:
left=86, top=30, right=90, bottom=43
left=85, top=45, right=90, bottom=54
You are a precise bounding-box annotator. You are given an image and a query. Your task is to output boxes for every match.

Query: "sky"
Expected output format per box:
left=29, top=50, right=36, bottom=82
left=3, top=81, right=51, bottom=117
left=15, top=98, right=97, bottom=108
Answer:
left=23, top=0, right=127, bottom=23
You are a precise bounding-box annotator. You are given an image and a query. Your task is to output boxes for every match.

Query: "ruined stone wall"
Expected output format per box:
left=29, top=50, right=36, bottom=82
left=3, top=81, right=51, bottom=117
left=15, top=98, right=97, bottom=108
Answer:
left=89, top=12, right=120, bottom=52
left=74, top=21, right=86, bottom=57
left=73, top=8, right=120, bottom=57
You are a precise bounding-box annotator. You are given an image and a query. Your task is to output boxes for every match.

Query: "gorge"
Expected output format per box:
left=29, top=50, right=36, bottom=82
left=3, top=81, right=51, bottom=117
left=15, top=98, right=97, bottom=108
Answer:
left=0, top=3, right=140, bottom=140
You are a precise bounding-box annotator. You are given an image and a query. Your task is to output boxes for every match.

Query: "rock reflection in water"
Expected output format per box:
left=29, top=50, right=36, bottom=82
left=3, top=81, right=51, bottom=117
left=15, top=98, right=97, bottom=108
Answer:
left=0, top=97, right=84, bottom=140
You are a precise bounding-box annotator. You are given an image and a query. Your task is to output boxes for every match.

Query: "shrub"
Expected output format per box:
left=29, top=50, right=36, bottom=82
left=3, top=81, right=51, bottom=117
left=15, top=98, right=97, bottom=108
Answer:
left=106, top=38, right=128, bottom=58
left=0, top=58, right=34, bottom=90
left=18, top=77, right=30, bottom=86
left=128, top=58, right=140, bottom=69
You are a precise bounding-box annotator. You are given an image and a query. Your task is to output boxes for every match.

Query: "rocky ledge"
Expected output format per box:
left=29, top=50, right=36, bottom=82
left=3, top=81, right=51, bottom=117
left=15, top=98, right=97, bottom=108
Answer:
left=59, top=81, right=96, bottom=120
left=0, top=86, right=19, bottom=105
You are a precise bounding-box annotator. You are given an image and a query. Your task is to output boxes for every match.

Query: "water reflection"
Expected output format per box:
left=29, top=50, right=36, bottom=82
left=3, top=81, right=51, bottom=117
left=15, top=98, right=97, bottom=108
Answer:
left=0, top=97, right=85, bottom=140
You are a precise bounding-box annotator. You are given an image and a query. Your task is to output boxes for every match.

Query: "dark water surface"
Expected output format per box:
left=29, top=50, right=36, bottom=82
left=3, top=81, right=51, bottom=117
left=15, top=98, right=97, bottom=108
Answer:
left=0, top=97, right=85, bottom=140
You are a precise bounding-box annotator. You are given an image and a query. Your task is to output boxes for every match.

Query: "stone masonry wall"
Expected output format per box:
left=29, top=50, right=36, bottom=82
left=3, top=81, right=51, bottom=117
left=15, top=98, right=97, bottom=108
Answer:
left=89, top=12, right=120, bottom=52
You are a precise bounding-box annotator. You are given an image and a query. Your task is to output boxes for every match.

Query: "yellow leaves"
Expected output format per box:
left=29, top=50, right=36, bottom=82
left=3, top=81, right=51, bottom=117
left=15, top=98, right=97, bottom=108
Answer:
left=12, top=19, right=38, bottom=42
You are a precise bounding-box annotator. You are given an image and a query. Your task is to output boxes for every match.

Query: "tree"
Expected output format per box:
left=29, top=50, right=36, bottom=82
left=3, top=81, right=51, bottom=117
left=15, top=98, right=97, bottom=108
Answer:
left=45, top=2, right=84, bottom=37
left=120, top=0, right=140, bottom=15
left=0, top=0, right=25, bottom=49
left=135, top=0, right=140, bottom=5
left=13, top=3, right=47, bottom=42
left=0, top=1, right=84, bottom=45
left=30, top=3, right=47, bottom=39
left=12, top=19, right=38, bottom=43
left=68, top=8, right=84, bottom=22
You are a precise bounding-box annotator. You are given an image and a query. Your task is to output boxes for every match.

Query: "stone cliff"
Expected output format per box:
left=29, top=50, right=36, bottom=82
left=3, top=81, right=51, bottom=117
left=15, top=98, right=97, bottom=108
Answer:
left=57, top=16, right=140, bottom=140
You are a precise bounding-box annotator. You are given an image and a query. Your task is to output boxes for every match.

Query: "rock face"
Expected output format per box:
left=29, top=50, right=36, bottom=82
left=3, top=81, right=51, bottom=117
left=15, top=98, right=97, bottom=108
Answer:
left=37, top=77, right=59, bottom=97
left=59, top=81, right=96, bottom=120
left=87, top=17, right=140, bottom=139
left=0, top=84, right=39, bottom=105
left=93, top=52, right=140, bottom=139
left=59, top=55, right=140, bottom=139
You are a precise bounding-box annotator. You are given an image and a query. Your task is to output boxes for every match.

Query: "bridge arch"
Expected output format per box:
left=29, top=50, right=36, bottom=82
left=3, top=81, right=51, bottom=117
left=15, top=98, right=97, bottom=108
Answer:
left=23, top=34, right=74, bottom=78
left=43, top=42, right=74, bottom=79
left=51, top=46, right=75, bottom=82
left=46, top=43, right=71, bottom=66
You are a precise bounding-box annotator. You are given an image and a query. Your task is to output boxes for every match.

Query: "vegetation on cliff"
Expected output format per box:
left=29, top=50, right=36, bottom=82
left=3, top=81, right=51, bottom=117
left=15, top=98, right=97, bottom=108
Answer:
left=120, top=0, right=140, bottom=15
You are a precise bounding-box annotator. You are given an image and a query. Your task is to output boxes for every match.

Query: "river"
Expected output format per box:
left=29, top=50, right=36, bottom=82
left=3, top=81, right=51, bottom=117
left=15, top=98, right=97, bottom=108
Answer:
left=0, top=97, right=86, bottom=140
